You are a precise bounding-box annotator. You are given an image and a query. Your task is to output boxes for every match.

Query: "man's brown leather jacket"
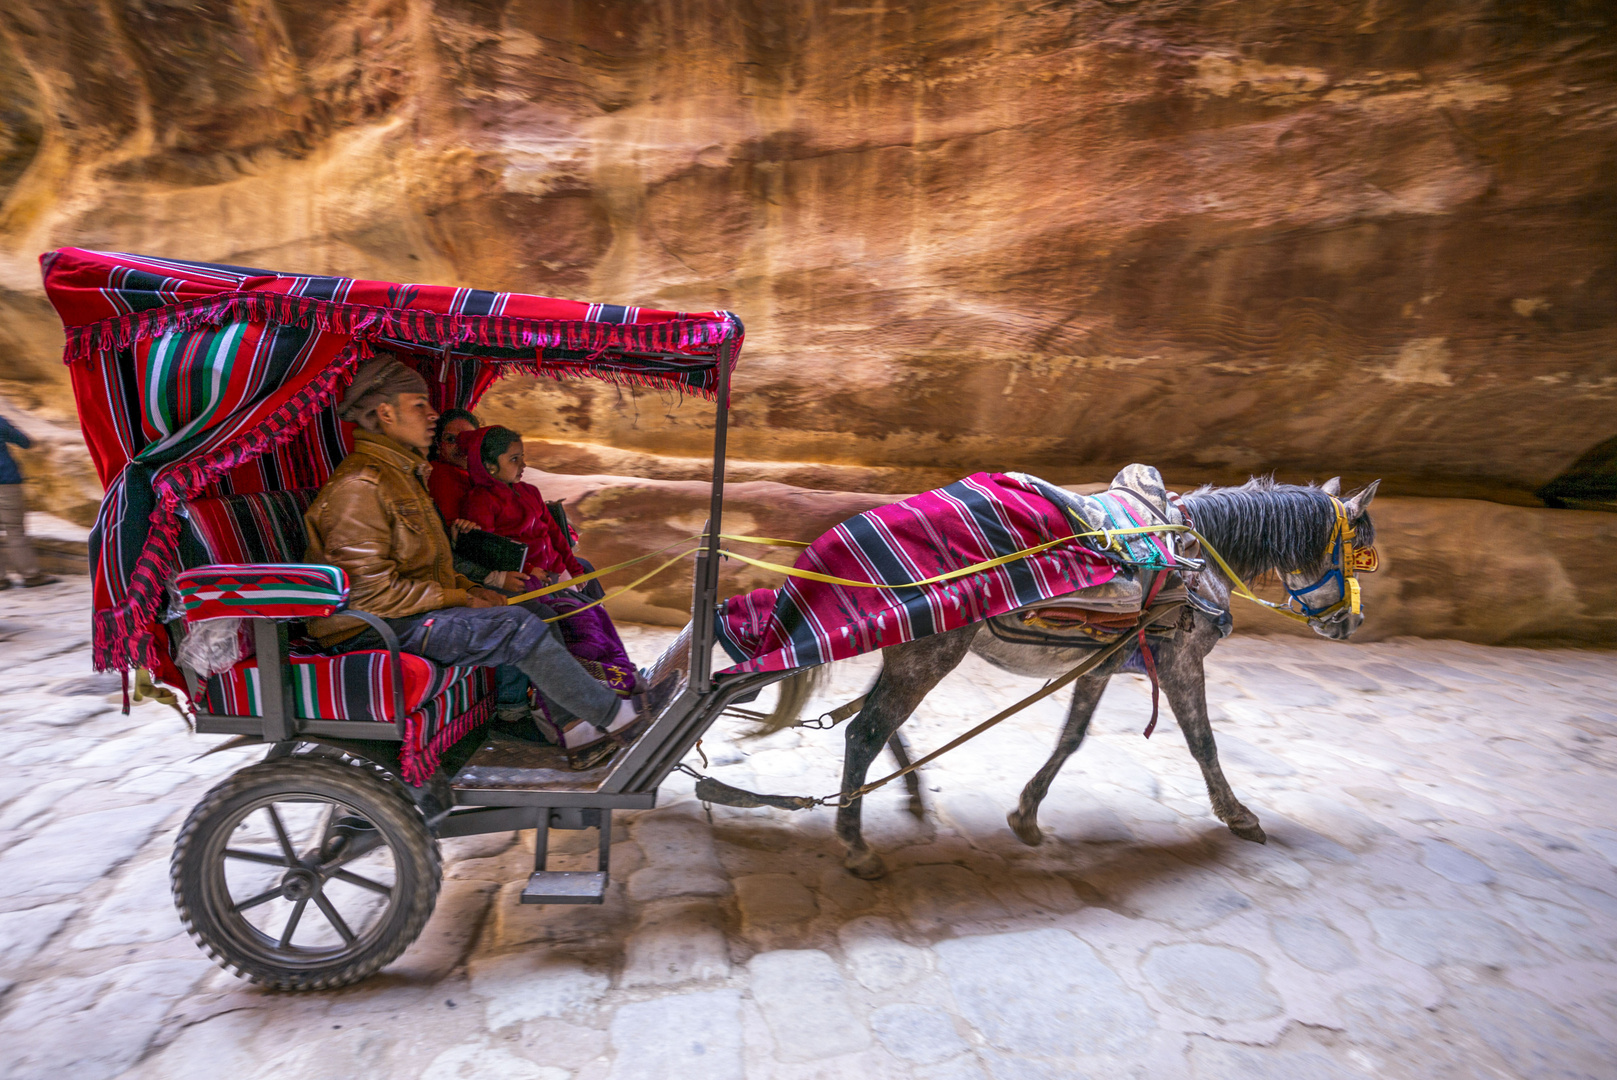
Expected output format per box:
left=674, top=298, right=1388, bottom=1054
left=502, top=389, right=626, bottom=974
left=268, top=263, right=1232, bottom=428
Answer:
left=304, top=429, right=477, bottom=648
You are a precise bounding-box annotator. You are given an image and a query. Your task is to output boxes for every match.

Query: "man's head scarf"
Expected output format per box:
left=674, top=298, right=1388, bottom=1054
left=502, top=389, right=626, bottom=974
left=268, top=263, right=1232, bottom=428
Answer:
left=338, top=354, right=430, bottom=431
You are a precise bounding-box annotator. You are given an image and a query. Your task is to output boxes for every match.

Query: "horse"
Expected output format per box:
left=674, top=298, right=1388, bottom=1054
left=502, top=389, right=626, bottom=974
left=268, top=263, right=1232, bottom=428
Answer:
left=647, top=475, right=1378, bottom=880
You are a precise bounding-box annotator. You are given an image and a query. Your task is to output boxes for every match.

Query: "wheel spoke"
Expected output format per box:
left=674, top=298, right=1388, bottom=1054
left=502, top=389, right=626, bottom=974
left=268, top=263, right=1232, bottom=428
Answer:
left=224, top=848, right=291, bottom=868
left=277, top=896, right=308, bottom=949
left=305, top=802, right=338, bottom=862
left=312, top=890, right=357, bottom=945
left=330, top=869, right=392, bottom=897
left=230, top=886, right=283, bottom=913
left=265, top=804, right=299, bottom=864
left=315, top=832, right=386, bottom=874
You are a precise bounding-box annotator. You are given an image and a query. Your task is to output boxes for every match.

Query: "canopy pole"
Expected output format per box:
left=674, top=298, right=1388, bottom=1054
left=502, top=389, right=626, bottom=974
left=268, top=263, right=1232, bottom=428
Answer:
left=688, top=339, right=733, bottom=688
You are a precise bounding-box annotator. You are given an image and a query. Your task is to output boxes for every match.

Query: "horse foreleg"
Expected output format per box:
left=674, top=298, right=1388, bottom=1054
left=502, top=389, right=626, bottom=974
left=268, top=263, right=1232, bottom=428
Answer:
left=836, top=627, right=975, bottom=879
left=1159, top=650, right=1266, bottom=843
left=886, top=731, right=925, bottom=820
left=1008, top=673, right=1110, bottom=846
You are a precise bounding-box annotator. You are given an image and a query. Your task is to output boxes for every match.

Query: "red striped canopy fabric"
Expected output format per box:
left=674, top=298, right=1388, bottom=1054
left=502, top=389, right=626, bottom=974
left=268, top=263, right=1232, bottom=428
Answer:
left=40, top=247, right=742, bottom=673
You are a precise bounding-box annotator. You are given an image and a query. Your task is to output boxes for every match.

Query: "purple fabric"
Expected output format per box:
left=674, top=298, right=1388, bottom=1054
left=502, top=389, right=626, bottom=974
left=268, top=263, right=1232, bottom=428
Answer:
left=516, top=590, right=637, bottom=729
left=544, top=590, right=638, bottom=695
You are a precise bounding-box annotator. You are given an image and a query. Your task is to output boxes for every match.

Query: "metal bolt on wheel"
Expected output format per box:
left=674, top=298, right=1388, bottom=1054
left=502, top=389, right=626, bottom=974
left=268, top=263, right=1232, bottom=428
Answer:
left=171, top=756, right=441, bottom=991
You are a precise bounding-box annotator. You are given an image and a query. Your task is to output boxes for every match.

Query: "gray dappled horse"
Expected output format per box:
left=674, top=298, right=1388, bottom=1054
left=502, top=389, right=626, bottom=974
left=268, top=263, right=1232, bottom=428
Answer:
left=654, top=476, right=1379, bottom=880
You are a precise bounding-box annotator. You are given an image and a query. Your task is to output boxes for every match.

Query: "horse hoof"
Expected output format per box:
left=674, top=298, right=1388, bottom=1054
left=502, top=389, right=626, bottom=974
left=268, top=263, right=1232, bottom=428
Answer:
left=1007, top=811, right=1045, bottom=847
left=1229, top=820, right=1267, bottom=844
left=845, top=850, right=887, bottom=880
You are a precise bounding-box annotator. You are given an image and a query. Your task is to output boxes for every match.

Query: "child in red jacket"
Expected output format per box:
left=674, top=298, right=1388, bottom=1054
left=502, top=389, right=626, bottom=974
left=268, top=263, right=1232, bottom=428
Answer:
left=460, top=427, right=585, bottom=584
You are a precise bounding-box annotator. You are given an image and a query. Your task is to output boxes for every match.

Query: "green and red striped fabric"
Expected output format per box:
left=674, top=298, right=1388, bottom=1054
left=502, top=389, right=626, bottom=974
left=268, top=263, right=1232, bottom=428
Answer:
left=201, top=653, right=496, bottom=785
left=176, top=564, right=348, bottom=622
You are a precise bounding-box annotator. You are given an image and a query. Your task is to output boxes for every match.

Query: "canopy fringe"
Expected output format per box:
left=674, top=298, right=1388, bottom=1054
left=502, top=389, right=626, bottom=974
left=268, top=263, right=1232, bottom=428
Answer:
left=61, top=291, right=737, bottom=401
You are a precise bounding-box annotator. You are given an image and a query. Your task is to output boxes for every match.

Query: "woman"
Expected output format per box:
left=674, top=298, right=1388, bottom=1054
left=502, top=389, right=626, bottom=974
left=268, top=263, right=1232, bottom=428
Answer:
left=459, top=425, right=640, bottom=754
left=430, top=407, right=521, bottom=589
left=426, top=407, right=533, bottom=724
left=427, top=407, right=480, bottom=525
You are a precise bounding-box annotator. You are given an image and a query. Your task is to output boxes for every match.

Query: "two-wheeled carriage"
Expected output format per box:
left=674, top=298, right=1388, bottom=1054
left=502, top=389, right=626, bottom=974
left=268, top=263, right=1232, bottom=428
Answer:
left=42, top=247, right=1381, bottom=989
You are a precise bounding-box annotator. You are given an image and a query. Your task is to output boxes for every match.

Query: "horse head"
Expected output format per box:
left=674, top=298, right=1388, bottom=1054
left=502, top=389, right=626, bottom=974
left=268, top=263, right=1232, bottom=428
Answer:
left=1281, top=477, right=1380, bottom=640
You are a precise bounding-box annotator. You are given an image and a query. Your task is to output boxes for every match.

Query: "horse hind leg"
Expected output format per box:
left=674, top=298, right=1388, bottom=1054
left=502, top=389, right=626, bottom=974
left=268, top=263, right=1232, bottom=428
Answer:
left=836, top=626, right=975, bottom=879
left=886, top=730, right=925, bottom=820
left=1008, top=673, right=1110, bottom=846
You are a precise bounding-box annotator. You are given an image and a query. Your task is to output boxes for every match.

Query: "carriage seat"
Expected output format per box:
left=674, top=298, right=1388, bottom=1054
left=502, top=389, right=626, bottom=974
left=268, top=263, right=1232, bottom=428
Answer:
left=178, top=489, right=495, bottom=783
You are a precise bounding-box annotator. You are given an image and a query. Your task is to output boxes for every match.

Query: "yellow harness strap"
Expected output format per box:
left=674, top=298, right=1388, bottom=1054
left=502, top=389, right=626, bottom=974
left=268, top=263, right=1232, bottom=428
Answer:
left=501, top=507, right=1370, bottom=628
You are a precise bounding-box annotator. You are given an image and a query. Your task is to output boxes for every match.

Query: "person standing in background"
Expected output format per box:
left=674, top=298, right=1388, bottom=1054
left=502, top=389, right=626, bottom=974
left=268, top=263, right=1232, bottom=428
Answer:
left=0, top=413, right=57, bottom=589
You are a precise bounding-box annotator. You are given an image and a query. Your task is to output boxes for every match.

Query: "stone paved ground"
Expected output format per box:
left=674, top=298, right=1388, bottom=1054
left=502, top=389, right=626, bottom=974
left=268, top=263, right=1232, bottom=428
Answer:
left=2, top=578, right=1615, bottom=1080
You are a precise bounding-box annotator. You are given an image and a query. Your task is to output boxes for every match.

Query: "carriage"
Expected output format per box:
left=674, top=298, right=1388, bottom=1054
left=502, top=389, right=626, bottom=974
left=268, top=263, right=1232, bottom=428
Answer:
left=43, top=247, right=805, bottom=989
left=41, top=247, right=1378, bottom=991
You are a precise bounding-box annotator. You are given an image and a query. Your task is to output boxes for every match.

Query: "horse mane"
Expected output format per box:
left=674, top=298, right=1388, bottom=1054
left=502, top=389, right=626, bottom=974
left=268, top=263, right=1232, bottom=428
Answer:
left=1181, top=477, right=1371, bottom=582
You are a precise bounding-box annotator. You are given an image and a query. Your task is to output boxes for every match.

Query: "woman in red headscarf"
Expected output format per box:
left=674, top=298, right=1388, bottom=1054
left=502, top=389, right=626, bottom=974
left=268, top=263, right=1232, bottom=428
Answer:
left=427, top=407, right=480, bottom=526
left=458, top=426, right=639, bottom=749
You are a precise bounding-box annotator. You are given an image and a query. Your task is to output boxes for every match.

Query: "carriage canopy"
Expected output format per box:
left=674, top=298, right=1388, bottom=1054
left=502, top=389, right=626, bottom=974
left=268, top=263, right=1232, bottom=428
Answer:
left=39, top=247, right=743, bottom=672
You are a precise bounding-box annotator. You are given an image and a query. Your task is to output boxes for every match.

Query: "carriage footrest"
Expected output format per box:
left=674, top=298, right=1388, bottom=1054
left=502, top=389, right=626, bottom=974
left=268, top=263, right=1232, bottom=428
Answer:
left=521, top=870, right=608, bottom=905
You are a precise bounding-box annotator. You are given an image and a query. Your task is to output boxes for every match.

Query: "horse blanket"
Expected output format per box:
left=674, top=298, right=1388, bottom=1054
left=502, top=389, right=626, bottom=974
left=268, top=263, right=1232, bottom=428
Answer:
left=715, top=468, right=1190, bottom=675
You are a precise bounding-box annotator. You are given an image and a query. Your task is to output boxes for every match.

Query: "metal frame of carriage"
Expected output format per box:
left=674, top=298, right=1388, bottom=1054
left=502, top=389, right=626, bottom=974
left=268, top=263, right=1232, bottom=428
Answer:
left=184, top=341, right=812, bottom=987
left=44, top=247, right=817, bottom=989
left=179, top=329, right=791, bottom=846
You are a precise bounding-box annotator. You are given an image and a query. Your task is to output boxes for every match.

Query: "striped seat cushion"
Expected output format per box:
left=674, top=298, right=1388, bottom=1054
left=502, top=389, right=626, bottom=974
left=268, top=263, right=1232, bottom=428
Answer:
left=202, top=651, right=496, bottom=785
left=182, top=489, right=497, bottom=784
left=176, top=564, right=348, bottom=622
left=182, top=489, right=316, bottom=566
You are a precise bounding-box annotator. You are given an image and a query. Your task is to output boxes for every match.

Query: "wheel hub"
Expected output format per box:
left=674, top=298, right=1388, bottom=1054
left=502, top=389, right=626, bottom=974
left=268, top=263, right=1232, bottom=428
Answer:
left=279, top=867, right=319, bottom=901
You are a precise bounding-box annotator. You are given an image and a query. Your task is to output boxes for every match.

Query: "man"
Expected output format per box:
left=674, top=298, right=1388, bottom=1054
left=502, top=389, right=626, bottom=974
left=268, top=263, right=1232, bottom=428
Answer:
left=303, top=355, right=645, bottom=769
left=0, top=412, right=56, bottom=590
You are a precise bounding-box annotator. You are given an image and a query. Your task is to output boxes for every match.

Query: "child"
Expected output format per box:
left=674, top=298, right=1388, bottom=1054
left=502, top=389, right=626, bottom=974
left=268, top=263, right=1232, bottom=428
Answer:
left=459, top=426, right=585, bottom=586
left=458, top=426, right=641, bottom=754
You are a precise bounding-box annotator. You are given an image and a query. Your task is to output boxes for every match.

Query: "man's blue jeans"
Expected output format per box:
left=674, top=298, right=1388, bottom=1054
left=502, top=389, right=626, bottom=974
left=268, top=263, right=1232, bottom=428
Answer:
left=343, top=604, right=618, bottom=730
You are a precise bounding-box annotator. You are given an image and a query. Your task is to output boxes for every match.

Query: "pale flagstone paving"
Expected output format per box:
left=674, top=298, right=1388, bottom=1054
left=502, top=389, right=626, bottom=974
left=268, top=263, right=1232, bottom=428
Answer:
left=1, top=578, right=1615, bottom=1079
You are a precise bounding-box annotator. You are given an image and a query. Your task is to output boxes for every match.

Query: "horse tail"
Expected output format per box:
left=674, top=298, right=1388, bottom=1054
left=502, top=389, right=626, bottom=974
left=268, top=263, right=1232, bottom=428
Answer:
left=746, top=657, right=894, bottom=739
left=745, top=664, right=832, bottom=738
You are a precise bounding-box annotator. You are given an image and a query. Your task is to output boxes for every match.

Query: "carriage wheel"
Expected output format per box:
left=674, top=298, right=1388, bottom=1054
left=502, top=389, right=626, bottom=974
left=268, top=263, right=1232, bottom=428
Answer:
left=171, top=756, right=441, bottom=991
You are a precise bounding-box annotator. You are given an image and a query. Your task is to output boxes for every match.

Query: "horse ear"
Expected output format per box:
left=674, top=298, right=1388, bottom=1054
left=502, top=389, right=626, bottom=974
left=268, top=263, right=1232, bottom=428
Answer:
left=1321, top=476, right=1342, bottom=495
left=1345, top=479, right=1381, bottom=516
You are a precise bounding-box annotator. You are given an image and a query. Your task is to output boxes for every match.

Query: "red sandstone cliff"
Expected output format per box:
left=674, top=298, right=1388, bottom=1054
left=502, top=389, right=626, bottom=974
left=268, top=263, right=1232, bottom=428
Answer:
left=3, top=1, right=1613, bottom=506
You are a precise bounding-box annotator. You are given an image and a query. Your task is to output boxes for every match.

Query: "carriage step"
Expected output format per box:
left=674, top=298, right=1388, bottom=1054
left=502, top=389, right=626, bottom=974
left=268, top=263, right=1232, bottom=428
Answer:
left=521, top=870, right=609, bottom=905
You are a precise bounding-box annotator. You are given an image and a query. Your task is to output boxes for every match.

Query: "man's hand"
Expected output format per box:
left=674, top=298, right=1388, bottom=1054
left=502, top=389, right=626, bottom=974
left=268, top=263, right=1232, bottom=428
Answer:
left=466, top=587, right=507, bottom=608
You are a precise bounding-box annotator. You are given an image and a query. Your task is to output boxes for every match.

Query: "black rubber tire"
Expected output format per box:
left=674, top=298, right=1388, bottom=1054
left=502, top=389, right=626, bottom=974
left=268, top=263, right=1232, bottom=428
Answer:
left=171, top=755, right=441, bottom=991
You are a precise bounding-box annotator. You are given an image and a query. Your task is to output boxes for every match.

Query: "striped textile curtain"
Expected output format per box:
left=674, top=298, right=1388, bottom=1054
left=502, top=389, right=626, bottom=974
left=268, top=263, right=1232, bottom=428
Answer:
left=81, top=320, right=362, bottom=671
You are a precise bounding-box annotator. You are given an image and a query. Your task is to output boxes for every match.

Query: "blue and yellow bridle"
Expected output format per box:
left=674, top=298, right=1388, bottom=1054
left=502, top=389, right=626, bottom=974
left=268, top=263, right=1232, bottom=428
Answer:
left=1283, top=496, right=1379, bottom=620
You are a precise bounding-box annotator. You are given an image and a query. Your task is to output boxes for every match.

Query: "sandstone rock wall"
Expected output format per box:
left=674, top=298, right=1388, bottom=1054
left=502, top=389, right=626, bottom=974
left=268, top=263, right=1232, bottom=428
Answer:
left=533, top=467, right=1617, bottom=647
left=0, top=2, right=1612, bottom=635
left=3, top=1, right=1615, bottom=505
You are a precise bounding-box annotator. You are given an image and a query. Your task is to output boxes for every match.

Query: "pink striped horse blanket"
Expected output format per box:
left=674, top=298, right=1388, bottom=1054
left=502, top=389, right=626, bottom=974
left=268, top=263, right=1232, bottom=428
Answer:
left=715, top=472, right=1139, bottom=674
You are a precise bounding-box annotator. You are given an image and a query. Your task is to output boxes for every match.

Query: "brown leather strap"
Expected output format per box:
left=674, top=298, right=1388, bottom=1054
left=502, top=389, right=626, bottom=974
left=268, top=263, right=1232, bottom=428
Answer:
left=1112, top=483, right=1177, bottom=527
